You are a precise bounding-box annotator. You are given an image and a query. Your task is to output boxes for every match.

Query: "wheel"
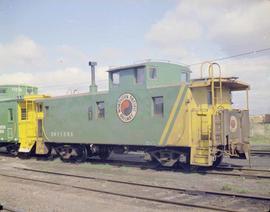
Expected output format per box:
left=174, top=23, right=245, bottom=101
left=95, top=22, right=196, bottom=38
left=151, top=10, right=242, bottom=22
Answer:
left=178, top=163, right=198, bottom=172
left=212, top=152, right=223, bottom=168
left=74, top=145, right=88, bottom=162
left=18, top=152, right=31, bottom=159
left=99, top=148, right=111, bottom=160
left=58, top=145, right=88, bottom=163
left=6, top=144, right=19, bottom=156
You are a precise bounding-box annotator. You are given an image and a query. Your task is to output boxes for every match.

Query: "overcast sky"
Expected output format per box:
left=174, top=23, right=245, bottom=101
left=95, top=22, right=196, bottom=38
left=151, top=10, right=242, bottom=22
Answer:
left=0, top=0, right=269, bottom=115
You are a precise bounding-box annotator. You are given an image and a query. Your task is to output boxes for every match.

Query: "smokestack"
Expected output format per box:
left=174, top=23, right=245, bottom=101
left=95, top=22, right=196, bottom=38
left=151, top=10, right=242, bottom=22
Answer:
left=89, top=61, right=97, bottom=93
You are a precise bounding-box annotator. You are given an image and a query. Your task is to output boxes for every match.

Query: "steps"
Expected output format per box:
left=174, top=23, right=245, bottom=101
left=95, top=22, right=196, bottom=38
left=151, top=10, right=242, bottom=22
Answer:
left=193, top=139, right=211, bottom=166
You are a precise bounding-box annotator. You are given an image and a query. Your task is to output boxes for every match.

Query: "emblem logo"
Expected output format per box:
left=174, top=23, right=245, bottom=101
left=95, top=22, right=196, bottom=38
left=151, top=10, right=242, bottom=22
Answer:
left=230, top=115, right=238, bottom=133
left=117, top=93, right=137, bottom=122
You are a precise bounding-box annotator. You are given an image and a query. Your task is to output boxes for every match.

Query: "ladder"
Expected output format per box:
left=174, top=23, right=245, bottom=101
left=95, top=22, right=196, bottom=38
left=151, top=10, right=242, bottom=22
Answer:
left=193, top=63, right=224, bottom=166
left=209, top=63, right=223, bottom=149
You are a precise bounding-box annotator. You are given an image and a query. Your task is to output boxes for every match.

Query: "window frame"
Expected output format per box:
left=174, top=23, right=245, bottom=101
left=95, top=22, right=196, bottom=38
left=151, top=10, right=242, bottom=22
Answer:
left=27, top=87, right=33, bottom=94
left=0, top=88, right=7, bottom=94
left=96, top=101, right=105, bottom=119
left=88, top=105, right=93, bottom=121
left=152, top=96, right=164, bottom=117
left=135, top=67, right=145, bottom=85
left=181, top=72, right=189, bottom=83
left=149, top=67, right=157, bottom=80
left=111, top=71, right=120, bottom=85
left=21, top=108, right=28, bottom=121
left=8, top=108, right=14, bottom=122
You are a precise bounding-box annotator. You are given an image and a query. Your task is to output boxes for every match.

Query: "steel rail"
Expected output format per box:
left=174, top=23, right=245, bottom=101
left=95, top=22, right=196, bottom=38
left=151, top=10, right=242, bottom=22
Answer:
left=0, top=203, right=22, bottom=212
left=217, top=166, right=270, bottom=173
left=0, top=172, right=240, bottom=212
left=195, top=170, right=270, bottom=179
left=251, top=150, right=270, bottom=156
left=13, top=167, right=270, bottom=201
left=215, top=165, right=270, bottom=172
left=89, top=159, right=270, bottom=178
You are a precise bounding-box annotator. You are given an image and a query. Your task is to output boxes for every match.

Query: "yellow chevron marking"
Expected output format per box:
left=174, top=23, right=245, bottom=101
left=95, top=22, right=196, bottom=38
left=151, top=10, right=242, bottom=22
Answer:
left=159, top=86, right=185, bottom=145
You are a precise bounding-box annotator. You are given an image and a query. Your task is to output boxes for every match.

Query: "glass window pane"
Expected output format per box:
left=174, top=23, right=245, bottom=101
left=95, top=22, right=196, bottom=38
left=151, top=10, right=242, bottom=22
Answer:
left=8, top=108, right=13, bottom=121
left=186, top=73, right=189, bottom=82
left=96, top=101, right=105, bottom=119
left=136, top=68, right=145, bottom=84
left=112, top=72, right=120, bottom=85
left=208, top=91, right=212, bottom=105
left=88, top=106, right=93, bottom=120
left=0, top=88, right=6, bottom=94
left=21, top=108, right=27, bottom=120
left=149, top=68, right=157, bottom=79
left=153, top=96, right=164, bottom=116
left=181, top=72, right=188, bottom=82
left=27, top=87, right=33, bottom=94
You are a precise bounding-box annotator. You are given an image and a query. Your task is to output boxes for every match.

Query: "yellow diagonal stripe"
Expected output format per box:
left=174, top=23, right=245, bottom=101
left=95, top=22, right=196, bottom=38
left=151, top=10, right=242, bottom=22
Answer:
left=159, top=86, right=185, bottom=145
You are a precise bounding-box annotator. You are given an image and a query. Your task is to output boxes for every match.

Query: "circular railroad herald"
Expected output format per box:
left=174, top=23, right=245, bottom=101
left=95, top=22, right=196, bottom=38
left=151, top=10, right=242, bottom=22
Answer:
left=117, top=93, right=137, bottom=122
left=229, top=115, right=238, bottom=133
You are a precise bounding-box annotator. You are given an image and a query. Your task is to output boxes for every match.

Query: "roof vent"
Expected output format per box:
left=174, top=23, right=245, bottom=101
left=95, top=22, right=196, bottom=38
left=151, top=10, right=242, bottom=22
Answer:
left=89, top=61, right=97, bottom=93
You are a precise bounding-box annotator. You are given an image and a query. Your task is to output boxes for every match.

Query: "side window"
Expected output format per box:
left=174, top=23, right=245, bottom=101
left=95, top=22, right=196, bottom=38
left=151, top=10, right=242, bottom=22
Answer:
left=44, top=106, right=49, bottom=117
left=229, top=90, right=233, bottom=104
left=112, top=72, right=120, bottom=85
left=0, top=88, right=6, bottom=94
left=153, top=96, right=164, bottom=117
left=88, top=106, right=93, bottom=121
left=186, top=73, right=189, bottom=82
left=37, top=103, right=43, bottom=112
left=207, top=90, right=212, bottom=105
left=21, top=108, right=27, bottom=120
left=96, top=101, right=105, bottom=119
left=181, top=72, right=189, bottom=82
left=27, top=87, right=33, bottom=94
left=135, top=68, right=145, bottom=84
left=149, top=68, right=157, bottom=80
left=8, top=108, right=14, bottom=122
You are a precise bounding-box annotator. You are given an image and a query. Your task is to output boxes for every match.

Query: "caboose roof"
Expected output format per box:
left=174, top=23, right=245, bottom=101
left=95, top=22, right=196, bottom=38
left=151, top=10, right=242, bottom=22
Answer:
left=107, top=61, right=191, bottom=72
left=0, top=84, right=38, bottom=89
left=190, top=77, right=250, bottom=91
left=107, top=63, right=146, bottom=72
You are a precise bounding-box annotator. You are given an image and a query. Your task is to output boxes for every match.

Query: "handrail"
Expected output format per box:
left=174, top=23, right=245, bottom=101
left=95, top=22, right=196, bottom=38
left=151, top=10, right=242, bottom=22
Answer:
left=200, top=61, right=212, bottom=78
left=207, top=63, right=223, bottom=149
left=208, top=63, right=222, bottom=107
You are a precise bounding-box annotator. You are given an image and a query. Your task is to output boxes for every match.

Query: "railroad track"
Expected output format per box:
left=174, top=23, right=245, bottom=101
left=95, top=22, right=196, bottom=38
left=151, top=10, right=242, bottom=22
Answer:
left=84, top=158, right=270, bottom=179
left=0, top=167, right=268, bottom=212
left=251, top=149, right=270, bottom=156
left=0, top=203, right=21, bottom=212
left=2, top=153, right=270, bottom=179
left=198, top=167, right=270, bottom=179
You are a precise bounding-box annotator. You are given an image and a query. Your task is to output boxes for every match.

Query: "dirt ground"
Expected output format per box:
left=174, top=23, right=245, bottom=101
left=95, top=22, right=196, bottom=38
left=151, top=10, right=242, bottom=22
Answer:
left=0, top=153, right=269, bottom=212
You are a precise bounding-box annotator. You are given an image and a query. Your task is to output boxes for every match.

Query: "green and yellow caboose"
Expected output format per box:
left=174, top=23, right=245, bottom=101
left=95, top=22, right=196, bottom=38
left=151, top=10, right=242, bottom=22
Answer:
left=1, top=61, right=250, bottom=169
left=17, top=61, right=248, bottom=168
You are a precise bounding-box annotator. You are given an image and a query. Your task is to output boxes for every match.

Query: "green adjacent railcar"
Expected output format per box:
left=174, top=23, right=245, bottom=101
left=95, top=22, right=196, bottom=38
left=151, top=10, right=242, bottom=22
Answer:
left=0, top=85, right=38, bottom=154
left=0, top=100, right=18, bottom=145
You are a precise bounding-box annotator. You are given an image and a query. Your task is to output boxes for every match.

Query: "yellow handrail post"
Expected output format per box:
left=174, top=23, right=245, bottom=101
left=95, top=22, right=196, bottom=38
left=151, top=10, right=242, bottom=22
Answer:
left=246, top=89, right=249, bottom=110
left=200, top=61, right=212, bottom=78
left=207, top=62, right=223, bottom=148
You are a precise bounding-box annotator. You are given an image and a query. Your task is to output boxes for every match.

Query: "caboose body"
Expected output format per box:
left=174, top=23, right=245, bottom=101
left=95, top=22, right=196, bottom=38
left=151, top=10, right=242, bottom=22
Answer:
left=0, top=62, right=250, bottom=168
left=28, top=61, right=250, bottom=168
